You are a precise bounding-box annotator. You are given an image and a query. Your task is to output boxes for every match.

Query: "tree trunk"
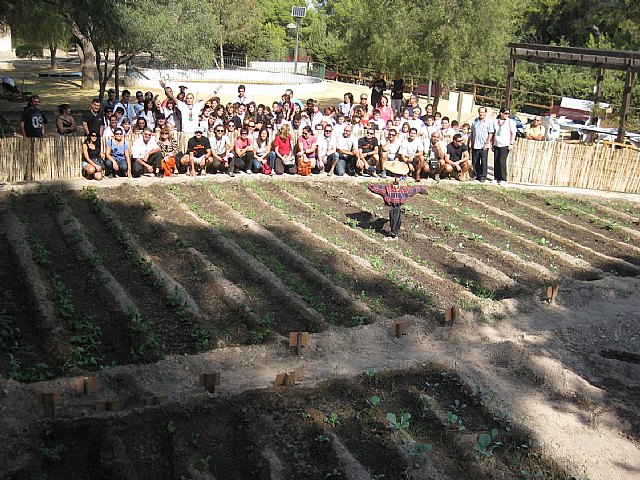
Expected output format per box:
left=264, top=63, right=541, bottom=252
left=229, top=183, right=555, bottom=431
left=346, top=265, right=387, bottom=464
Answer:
left=432, top=78, right=442, bottom=112
left=72, top=26, right=95, bottom=90
left=49, top=44, right=57, bottom=70
left=219, top=42, right=224, bottom=69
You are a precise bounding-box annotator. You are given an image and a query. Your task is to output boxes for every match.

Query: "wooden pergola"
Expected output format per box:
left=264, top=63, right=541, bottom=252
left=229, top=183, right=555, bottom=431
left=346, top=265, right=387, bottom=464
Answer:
left=504, top=43, right=640, bottom=143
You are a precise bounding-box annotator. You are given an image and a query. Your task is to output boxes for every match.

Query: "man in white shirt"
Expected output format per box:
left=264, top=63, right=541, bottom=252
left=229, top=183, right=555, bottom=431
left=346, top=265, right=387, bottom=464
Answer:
left=492, top=107, right=516, bottom=185
left=398, top=128, right=424, bottom=181
left=160, top=80, right=218, bottom=133
left=317, top=124, right=337, bottom=173
left=113, top=90, right=136, bottom=122
left=408, top=108, right=425, bottom=131
left=333, top=125, right=357, bottom=176
left=131, top=128, right=161, bottom=177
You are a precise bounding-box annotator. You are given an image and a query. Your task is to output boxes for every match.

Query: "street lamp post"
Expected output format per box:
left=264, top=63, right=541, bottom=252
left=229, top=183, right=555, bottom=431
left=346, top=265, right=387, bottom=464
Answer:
left=290, top=6, right=306, bottom=74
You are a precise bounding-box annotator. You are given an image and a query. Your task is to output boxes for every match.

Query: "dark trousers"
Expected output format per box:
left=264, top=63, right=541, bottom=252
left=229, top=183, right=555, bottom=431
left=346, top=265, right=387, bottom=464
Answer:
left=131, top=151, right=162, bottom=177
left=105, top=158, right=128, bottom=177
left=274, top=157, right=297, bottom=175
left=389, top=205, right=402, bottom=237
left=233, top=152, right=254, bottom=171
left=493, top=146, right=510, bottom=182
left=471, top=148, right=488, bottom=181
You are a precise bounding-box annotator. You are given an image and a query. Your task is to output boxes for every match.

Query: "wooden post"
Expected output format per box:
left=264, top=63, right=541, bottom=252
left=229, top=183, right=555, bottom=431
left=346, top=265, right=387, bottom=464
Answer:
left=444, top=305, right=460, bottom=326
left=199, top=373, right=221, bottom=393
left=38, top=390, right=61, bottom=418
left=589, top=67, right=605, bottom=126
left=616, top=66, right=635, bottom=144
left=289, top=331, right=309, bottom=356
left=546, top=285, right=559, bottom=304
left=504, top=49, right=516, bottom=110
left=390, top=320, right=409, bottom=338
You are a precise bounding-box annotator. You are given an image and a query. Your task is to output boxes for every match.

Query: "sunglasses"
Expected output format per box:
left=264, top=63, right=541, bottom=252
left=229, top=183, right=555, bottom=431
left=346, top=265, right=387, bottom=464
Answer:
left=215, top=129, right=225, bottom=133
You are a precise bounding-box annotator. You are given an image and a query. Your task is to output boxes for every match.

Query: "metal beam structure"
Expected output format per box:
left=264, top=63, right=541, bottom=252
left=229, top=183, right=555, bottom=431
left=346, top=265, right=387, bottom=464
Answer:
left=504, top=43, right=639, bottom=143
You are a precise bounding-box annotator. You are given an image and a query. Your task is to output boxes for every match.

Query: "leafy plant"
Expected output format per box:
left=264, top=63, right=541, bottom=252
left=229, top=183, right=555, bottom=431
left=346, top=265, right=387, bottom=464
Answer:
left=412, top=442, right=432, bottom=457
left=474, top=428, right=502, bottom=457
left=449, top=399, right=467, bottom=412
left=166, top=286, right=183, bottom=307
left=38, top=443, right=65, bottom=462
left=315, top=434, right=330, bottom=444
left=250, top=315, right=273, bottom=344
left=323, top=412, right=341, bottom=428
left=191, top=324, right=211, bottom=352
left=200, top=454, right=212, bottom=471
left=493, top=410, right=512, bottom=432
left=166, top=421, right=176, bottom=434
left=27, top=234, right=51, bottom=266
left=367, top=395, right=381, bottom=408
left=444, top=411, right=465, bottom=431
left=386, top=412, right=411, bottom=431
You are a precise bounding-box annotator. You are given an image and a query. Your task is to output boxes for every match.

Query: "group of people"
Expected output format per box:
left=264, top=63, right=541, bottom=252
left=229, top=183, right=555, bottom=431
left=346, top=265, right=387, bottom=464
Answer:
left=17, top=77, right=527, bottom=184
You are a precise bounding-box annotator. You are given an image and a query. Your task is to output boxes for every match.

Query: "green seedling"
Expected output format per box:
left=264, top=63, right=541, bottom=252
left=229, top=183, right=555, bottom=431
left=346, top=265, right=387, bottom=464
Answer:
left=386, top=412, right=410, bottom=431
left=323, top=412, right=341, bottom=428
left=325, top=468, right=343, bottom=478
left=493, top=409, right=512, bottom=432
left=200, top=454, right=212, bottom=472
left=38, top=444, right=65, bottom=462
left=474, top=428, right=501, bottom=457
left=191, top=324, right=211, bottom=352
left=166, top=286, right=183, bottom=307
left=27, top=234, right=51, bottom=266
left=348, top=314, right=367, bottom=327
left=250, top=315, right=274, bottom=344
left=298, top=410, right=311, bottom=419
left=412, top=442, right=432, bottom=457
left=444, top=411, right=465, bottom=431
left=315, top=434, right=330, bottom=444
left=166, top=421, right=176, bottom=434
left=521, top=469, right=545, bottom=479
left=363, top=368, right=378, bottom=379
left=449, top=399, right=467, bottom=412
left=367, top=395, right=381, bottom=408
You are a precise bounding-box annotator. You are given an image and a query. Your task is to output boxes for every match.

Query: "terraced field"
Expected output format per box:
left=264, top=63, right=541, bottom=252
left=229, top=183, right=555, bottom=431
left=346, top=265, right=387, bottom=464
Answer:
left=0, top=179, right=638, bottom=480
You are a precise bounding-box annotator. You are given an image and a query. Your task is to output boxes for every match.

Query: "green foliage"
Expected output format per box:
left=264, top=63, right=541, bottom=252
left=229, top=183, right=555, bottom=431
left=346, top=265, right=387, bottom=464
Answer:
left=192, top=324, right=212, bottom=352
left=15, top=43, right=44, bottom=59
left=250, top=315, right=274, bottom=344
left=444, top=411, right=465, bottom=431
left=474, top=428, right=502, bottom=457
left=323, top=412, right=341, bottom=428
left=386, top=412, right=410, bottom=431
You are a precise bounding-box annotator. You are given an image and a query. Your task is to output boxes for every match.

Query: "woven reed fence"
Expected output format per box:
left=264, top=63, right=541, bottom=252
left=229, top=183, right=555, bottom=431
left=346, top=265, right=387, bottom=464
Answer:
left=509, top=139, right=640, bottom=194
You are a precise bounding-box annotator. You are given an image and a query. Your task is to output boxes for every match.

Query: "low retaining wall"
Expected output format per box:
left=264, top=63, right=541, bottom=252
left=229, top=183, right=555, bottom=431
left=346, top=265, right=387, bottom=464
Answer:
left=508, top=138, right=640, bottom=194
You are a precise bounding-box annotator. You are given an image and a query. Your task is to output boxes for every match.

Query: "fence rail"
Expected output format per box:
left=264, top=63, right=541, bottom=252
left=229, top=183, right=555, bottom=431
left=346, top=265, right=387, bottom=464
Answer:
left=509, top=138, right=640, bottom=194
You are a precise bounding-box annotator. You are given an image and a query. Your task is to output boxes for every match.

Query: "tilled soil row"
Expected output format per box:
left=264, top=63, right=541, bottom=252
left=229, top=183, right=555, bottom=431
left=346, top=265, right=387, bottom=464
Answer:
left=261, top=181, right=474, bottom=308
left=599, top=199, right=640, bottom=227
left=281, top=181, right=504, bottom=303
left=197, top=181, right=382, bottom=325
left=464, top=188, right=640, bottom=272
left=321, top=182, right=536, bottom=295
left=99, top=186, right=262, bottom=351
left=4, top=366, right=570, bottom=480
left=226, top=181, right=438, bottom=321
left=67, top=192, right=178, bottom=359
left=521, top=191, right=640, bottom=242
left=0, top=209, right=65, bottom=377
left=11, top=193, right=133, bottom=372
left=414, top=188, right=603, bottom=280
left=474, top=197, right=640, bottom=277
left=159, top=185, right=328, bottom=334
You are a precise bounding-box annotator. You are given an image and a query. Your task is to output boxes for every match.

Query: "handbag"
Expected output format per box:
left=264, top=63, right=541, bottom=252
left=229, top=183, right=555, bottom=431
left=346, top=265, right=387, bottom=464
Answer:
left=261, top=162, right=272, bottom=175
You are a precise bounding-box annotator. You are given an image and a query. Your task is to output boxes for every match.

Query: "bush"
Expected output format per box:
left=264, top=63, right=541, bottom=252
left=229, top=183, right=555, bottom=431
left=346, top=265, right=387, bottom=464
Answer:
left=15, top=44, right=44, bottom=60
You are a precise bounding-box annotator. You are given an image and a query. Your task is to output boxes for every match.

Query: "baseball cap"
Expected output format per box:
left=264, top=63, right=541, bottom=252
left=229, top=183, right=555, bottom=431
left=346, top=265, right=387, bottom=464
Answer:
left=108, top=88, right=115, bottom=93
left=194, top=127, right=203, bottom=133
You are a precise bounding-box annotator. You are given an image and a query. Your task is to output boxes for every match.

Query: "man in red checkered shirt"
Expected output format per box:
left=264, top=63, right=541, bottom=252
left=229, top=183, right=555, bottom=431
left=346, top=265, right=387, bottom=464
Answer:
left=368, top=160, right=426, bottom=240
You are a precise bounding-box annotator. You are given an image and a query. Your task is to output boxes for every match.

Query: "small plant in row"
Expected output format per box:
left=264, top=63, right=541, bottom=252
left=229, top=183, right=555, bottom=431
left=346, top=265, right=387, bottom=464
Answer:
left=250, top=314, right=274, bottom=344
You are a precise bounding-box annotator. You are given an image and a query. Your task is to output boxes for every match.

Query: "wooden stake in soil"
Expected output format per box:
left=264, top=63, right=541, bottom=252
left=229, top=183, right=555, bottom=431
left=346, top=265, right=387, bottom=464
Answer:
left=390, top=320, right=409, bottom=338
left=289, top=331, right=309, bottom=356
left=144, top=395, right=169, bottom=406
left=546, top=285, right=560, bottom=304
left=95, top=400, right=120, bottom=413
left=73, top=376, right=98, bottom=395
left=275, top=371, right=298, bottom=386
left=445, top=305, right=460, bottom=326
left=36, top=389, right=61, bottom=418
left=199, top=373, right=221, bottom=393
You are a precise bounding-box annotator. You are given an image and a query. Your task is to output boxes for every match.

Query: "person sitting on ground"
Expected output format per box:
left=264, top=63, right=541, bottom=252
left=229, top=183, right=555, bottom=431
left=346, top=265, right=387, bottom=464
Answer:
left=423, top=131, right=447, bottom=182
left=82, top=132, right=105, bottom=180
left=56, top=104, right=77, bottom=137
left=105, top=128, right=131, bottom=177
left=184, top=126, right=212, bottom=176
left=380, top=128, right=402, bottom=175
left=317, top=124, right=336, bottom=174
left=333, top=124, right=357, bottom=176
left=131, top=128, right=162, bottom=177
left=398, top=127, right=424, bottom=181
left=368, top=160, right=426, bottom=240
left=297, top=126, right=317, bottom=176
left=445, top=133, right=471, bottom=180
left=233, top=127, right=255, bottom=174
left=273, top=124, right=295, bottom=175
left=525, top=116, right=545, bottom=141
left=209, top=124, right=233, bottom=175
left=254, top=128, right=275, bottom=175
left=357, top=127, right=380, bottom=176
left=158, top=128, right=179, bottom=177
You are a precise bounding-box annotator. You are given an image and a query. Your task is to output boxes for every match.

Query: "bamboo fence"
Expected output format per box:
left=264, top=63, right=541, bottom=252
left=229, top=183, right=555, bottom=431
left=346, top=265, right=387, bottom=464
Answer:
left=509, top=138, right=640, bottom=194
left=2, top=134, right=640, bottom=193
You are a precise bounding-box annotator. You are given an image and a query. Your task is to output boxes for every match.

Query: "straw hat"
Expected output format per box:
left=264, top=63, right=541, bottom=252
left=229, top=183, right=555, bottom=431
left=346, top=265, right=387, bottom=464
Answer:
left=384, top=161, right=409, bottom=176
